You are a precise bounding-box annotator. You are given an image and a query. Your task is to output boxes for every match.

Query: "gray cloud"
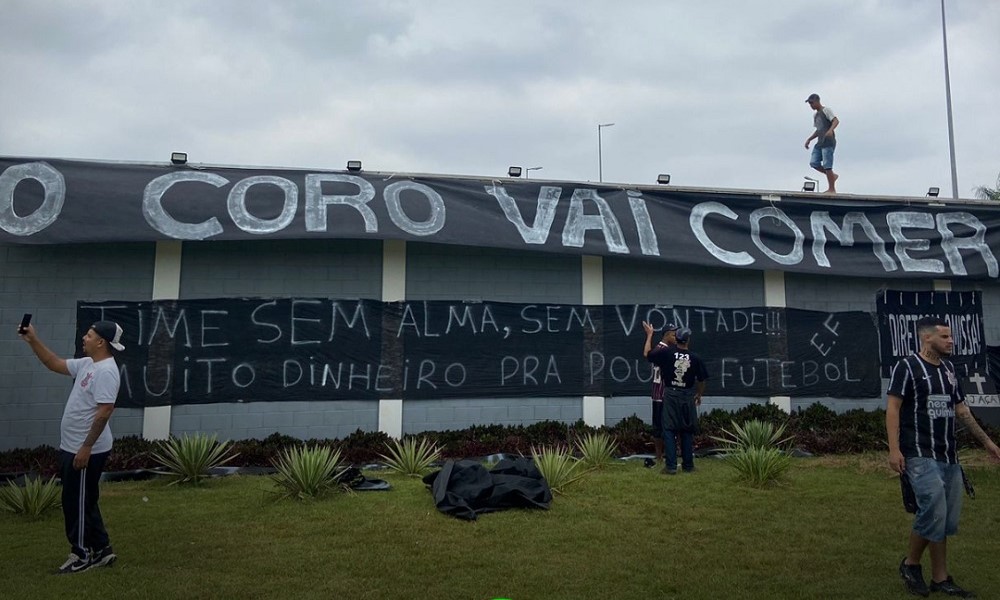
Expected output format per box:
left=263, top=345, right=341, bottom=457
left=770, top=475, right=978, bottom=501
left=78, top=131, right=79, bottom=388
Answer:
left=1, top=0, right=997, bottom=198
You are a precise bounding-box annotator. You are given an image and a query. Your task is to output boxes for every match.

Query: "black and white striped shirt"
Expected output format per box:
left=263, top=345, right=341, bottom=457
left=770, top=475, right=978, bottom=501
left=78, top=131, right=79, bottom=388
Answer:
left=886, top=354, right=965, bottom=464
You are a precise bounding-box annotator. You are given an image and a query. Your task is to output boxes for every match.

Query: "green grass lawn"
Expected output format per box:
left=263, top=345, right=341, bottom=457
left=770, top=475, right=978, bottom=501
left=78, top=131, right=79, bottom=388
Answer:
left=3, top=453, right=999, bottom=600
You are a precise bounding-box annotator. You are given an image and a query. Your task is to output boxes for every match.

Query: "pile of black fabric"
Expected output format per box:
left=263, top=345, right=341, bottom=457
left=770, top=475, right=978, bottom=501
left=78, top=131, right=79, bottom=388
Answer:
left=422, top=457, right=552, bottom=520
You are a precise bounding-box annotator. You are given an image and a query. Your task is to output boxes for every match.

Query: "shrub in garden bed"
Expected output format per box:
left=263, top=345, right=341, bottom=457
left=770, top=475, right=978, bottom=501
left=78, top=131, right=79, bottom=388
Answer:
left=4, top=402, right=996, bottom=474
left=106, top=435, right=159, bottom=471
left=0, top=446, right=58, bottom=478
left=336, top=429, right=392, bottom=465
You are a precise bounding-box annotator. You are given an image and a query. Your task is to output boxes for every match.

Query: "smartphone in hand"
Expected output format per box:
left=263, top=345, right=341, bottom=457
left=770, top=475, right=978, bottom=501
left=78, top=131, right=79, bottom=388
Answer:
left=18, top=313, right=32, bottom=334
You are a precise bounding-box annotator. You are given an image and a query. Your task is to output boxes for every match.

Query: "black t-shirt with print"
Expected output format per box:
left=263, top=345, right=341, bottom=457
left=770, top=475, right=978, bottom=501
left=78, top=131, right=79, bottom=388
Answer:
left=647, top=344, right=709, bottom=390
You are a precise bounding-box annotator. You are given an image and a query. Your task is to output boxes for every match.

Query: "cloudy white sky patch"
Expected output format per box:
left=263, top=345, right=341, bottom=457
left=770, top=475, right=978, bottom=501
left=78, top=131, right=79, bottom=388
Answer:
left=1, top=0, right=997, bottom=198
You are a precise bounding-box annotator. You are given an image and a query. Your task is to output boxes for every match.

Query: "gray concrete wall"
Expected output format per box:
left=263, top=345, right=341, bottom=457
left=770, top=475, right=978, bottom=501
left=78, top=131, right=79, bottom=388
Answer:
left=4, top=235, right=998, bottom=451
left=404, top=397, right=582, bottom=433
left=0, top=243, right=154, bottom=450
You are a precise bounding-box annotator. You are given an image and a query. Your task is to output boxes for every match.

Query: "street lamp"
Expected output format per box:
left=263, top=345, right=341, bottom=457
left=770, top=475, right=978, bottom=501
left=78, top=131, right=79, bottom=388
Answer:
left=525, top=166, right=543, bottom=179
left=940, top=0, right=959, bottom=199
left=598, top=122, right=615, bottom=182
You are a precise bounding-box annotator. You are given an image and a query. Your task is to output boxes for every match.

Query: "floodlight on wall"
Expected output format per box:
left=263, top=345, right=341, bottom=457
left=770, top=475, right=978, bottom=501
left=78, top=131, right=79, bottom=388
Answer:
left=346, top=160, right=363, bottom=172
left=170, top=152, right=188, bottom=165
left=803, top=176, right=818, bottom=192
left=927, top=187, right=941, bottom=197
left=508, top=166, right=523, bottom=177
left=656, top=174, right=671, bottom=185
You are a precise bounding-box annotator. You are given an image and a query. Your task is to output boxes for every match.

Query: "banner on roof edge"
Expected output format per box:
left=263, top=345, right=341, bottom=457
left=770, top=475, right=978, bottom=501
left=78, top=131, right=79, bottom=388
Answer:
left=77, top=299, right=881, bottom=408
left=4, top=157, right=1000, bottom=279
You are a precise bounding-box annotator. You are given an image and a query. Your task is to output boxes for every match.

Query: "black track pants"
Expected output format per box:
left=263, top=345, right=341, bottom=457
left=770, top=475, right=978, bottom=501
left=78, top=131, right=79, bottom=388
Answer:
left=59, top=450, right=110, bottom=557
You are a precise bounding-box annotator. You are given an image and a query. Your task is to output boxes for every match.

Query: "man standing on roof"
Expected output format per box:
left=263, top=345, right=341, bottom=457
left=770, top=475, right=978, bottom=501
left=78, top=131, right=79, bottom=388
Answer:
left=19, top=320, right=124, bottom=574
left=646, top=327, right=708, bottom=475
left=804, top=93, right=840, bottom=194
left=642, top=321, right=679, bottom=464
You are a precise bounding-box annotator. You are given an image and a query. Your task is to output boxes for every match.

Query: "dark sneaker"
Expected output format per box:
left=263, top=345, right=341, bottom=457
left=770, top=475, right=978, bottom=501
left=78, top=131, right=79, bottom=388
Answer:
left=929, top=577, right=975, bottom=598
left=89, top=545, right=117, bottom=568
left=57, top=552, right=93, bottom=575
left=899, top=559, right=929, bottom=597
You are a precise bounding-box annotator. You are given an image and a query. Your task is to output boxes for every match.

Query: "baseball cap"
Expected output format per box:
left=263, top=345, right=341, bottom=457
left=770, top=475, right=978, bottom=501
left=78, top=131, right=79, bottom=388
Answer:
left=805, top=93, right=820, bottom=103
left=91, top=321, right=126, bottom=351
left=676, top=327, right=692, bottom=343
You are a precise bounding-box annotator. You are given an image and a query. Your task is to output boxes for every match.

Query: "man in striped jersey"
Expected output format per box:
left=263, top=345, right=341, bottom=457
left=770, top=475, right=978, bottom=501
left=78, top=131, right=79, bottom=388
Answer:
left=886, top=317, right=1000, bottom=598
left=642, top=321, right=678, bottom=464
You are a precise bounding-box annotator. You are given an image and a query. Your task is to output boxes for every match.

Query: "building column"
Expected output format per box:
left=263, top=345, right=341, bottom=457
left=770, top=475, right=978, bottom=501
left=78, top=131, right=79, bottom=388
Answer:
left=378, top=240, right=406, bottom=439
left=581, top=255, right=605, bottom=427
left=763, top=270, right=791, bottom=413
left=142, top=241, right=182, bottom=440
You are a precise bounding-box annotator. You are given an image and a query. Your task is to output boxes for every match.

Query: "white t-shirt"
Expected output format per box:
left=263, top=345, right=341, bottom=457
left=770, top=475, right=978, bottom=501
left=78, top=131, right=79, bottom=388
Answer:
left=61, top=357, right=119, bottom=454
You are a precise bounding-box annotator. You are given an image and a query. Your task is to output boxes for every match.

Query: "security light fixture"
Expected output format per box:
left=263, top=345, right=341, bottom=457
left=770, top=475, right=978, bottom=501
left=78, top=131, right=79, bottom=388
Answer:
left=346, top=160, right=362, bottom=172
left=656, top=174, right=671, bottom=185
left=170, top=152, right=188, bottom=165
left=508, top=166, right=523, bottom=178
left=802, top=180, right=817, bottom=192
left=927, top=187, right=941, bottom=197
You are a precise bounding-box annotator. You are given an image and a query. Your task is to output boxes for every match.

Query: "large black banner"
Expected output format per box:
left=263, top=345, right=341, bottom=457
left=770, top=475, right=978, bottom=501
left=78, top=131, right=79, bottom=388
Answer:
left=77, top=299, right=881, bottom=408
left=5, top=157, right=1000, bottom=279
left=876, top=290, right=986, bottom=377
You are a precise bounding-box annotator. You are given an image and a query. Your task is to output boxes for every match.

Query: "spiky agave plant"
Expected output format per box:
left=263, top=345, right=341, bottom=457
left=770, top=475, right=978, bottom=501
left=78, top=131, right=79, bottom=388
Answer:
left=0, top=476, right=61, bottom=518
left=726, top=446, right=793, bottom=488
left=575, top=431, right=619, bottom=470
left=531, top=445, right=587, bottom=495
left=151, top=433, right=239, bottom=485
left=270, top=445, right=346, bottom=501
left=378, top=437, right=441, bottom=476
left=710, top=419, right=793, bottom=452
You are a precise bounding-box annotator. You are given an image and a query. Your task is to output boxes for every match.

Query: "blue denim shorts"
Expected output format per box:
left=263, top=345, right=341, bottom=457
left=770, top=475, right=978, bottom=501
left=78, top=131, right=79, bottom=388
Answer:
left=906, top=457, right=963, bottom=542
left=810, top=145, right=835, bottom=170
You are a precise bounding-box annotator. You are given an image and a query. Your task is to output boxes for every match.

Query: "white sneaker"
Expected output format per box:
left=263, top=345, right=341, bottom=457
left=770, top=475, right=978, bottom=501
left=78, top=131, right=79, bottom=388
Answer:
left=57, top=552, right=92, bottom=575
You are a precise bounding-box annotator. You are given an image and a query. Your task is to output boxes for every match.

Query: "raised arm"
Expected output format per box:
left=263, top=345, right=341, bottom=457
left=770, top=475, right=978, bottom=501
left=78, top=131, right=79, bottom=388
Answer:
left=17, top=324, right=69, bottom=375
left=642, top=321, right=655, bottom=358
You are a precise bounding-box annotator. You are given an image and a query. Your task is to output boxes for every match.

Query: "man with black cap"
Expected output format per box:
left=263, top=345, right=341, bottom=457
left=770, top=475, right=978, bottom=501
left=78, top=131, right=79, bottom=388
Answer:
left=642, top=321, right=679, bottom=463
left=645, top=326, right=708, bottom=474
left=18, top=320, right=124, bottom=574
left=804, top=93, right=840, bottom=194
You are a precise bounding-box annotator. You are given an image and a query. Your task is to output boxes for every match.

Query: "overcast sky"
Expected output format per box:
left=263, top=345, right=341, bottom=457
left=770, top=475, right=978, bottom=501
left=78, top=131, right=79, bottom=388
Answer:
left=2, top=0, right=998, bottom=199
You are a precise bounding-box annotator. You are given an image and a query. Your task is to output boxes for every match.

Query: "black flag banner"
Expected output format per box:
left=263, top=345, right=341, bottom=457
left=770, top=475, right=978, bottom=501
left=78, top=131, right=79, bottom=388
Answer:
left=78, top=299, right=881, bottom=408
left=876, top=290, right=986, bottom=378
left=4, top=157, right=1000, bottom=279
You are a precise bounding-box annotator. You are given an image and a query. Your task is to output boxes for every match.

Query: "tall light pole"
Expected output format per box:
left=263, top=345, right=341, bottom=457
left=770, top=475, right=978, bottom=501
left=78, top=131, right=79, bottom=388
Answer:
left=525, top=166, right=543, bottom=179
left=940, top=0, right=959, bottom=199
left=598, top=122, right=615, bottom=182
